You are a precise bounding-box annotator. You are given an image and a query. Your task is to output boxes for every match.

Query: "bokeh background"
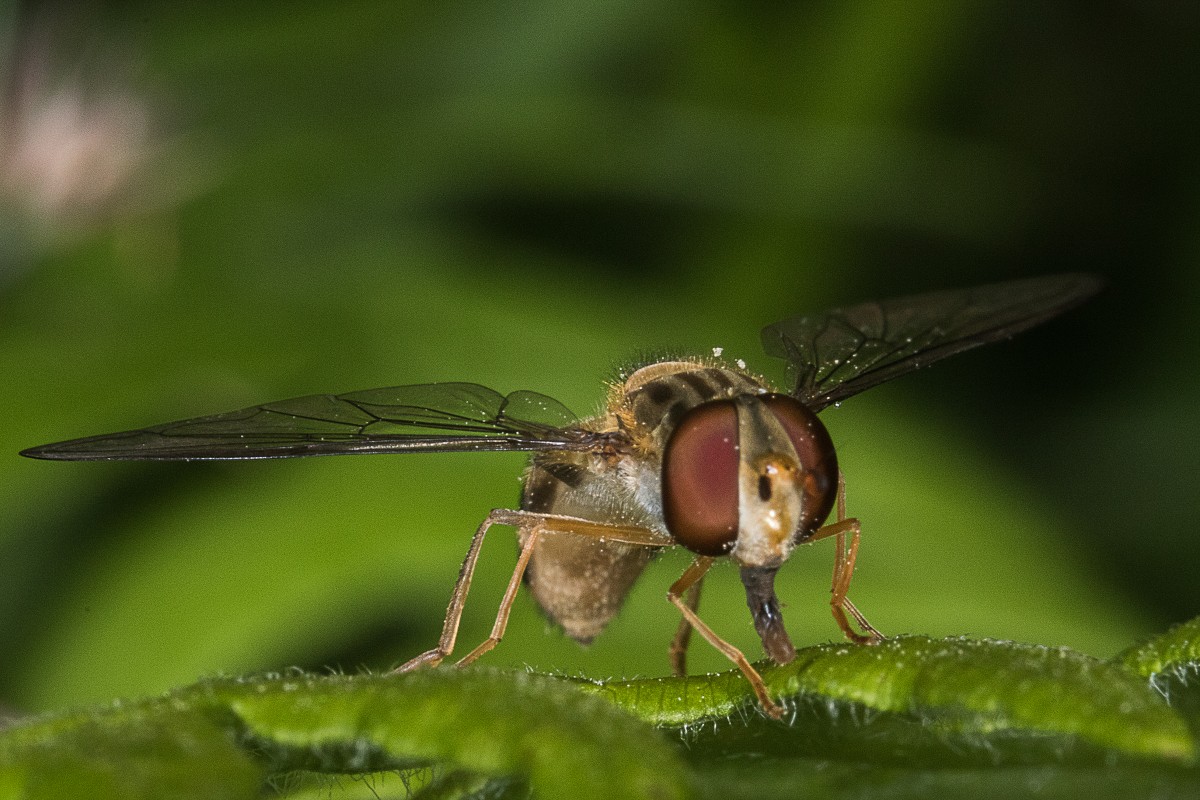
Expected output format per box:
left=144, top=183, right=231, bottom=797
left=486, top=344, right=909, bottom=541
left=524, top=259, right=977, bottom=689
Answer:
left=2, top=2, right=1198, bottom=715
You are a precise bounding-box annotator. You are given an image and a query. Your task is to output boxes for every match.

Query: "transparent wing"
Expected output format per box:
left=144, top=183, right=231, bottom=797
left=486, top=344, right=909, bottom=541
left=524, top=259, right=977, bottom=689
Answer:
left=21, top=382, right=606, bottom=461
left=761, top=273, right=1103, bottom=412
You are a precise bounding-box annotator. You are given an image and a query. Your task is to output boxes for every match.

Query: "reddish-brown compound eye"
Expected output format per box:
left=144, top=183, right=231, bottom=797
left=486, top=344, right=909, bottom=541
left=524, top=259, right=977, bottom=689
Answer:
left=662, top=400, right=740, bottom=556
left=761, top=394, right=838, bottom=540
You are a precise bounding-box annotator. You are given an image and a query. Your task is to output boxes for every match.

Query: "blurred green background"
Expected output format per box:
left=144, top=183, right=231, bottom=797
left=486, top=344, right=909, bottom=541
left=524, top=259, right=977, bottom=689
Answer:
left=2, top=2, right=1197, bottom=715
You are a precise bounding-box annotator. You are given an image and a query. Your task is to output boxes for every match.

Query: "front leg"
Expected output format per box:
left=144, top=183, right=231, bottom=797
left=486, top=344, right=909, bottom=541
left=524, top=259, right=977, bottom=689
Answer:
left=668, top=556, right=786, bottom=720
left=806, top=472, right=884, bottom=644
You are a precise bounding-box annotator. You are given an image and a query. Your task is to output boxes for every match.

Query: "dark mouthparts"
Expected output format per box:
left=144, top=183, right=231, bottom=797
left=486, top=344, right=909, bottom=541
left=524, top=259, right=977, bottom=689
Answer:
left=739, top=565, right=797, bottom=665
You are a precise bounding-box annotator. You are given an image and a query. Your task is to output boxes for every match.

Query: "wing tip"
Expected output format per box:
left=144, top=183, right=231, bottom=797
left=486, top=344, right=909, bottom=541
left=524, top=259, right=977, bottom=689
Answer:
left=20, top=443, right=63, bottom=460
left=1030, top=271, right=1106, bottom=303
left=20, top=442, right=111, bottom=461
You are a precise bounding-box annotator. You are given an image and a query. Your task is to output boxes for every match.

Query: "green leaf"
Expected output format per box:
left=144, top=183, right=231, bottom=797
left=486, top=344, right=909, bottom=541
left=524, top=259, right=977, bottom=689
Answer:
left=1117, top=617, right=1200, bottom=679
left=0, top=670, right=689, bottom=800
left=582, top=635, right=1195, bottom=764
left=4, top=632, right=1200, bottom=799
left=1115, top=617, right=1200, bottom=746
left=0, top=707, right=262, bottom=800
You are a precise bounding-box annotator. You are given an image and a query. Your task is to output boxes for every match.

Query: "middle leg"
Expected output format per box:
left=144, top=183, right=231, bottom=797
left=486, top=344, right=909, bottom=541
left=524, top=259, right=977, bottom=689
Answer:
left=668, top=574, right=704, bottom=677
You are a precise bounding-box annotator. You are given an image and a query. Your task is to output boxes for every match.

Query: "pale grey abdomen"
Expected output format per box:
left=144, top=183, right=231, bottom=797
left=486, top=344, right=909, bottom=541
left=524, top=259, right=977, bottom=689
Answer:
left=519, top=454, right=657, bottom=643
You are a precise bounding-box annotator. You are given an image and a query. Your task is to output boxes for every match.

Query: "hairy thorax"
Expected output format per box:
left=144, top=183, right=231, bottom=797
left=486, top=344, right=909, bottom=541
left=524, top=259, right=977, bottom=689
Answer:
left=518, top=360, right=770, bottom=642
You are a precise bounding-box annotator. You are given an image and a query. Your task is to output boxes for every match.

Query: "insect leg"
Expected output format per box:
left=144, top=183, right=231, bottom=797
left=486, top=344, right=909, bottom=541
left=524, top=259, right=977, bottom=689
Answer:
left=668, top=556, right=786, bottom=719
left=395, top=509, right=668, bottom=673
left=668, top=574, right=704, bottom=677
left=392, top=508, right=523, bottom=672
left=454, top=524, right=541, bottom=667
left=809, top=472, right=884, bottom=644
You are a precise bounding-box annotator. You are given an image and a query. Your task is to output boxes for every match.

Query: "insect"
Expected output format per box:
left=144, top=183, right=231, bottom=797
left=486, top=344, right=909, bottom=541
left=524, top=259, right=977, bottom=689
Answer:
left=21, top=273, right=1101, bottom=718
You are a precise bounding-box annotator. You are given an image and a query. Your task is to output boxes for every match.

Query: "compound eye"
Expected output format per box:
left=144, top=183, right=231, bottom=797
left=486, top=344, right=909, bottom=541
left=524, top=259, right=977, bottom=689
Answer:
left=761, top=394, right=838, bottom=539
left=662, top=400, right=740, bottom=555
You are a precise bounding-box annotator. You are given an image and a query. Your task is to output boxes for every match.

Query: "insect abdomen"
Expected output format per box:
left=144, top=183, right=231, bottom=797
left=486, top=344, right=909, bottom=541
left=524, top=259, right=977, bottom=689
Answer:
left=519, top=456, right=656, bottom=643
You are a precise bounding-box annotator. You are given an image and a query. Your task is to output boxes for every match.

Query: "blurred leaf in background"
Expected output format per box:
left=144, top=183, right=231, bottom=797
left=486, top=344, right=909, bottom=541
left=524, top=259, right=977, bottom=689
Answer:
left=1, top=0, right=1198, bottom=724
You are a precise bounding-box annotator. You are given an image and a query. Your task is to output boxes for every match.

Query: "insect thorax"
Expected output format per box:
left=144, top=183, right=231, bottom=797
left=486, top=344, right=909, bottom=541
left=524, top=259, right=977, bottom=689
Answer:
left=619, top=360, right=771, bottom=447
left=515, top=360, right=772, bottom=643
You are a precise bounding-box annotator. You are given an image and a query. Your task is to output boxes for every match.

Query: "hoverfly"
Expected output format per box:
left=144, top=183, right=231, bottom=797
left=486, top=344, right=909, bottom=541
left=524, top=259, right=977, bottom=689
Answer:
left=21, top=274, right=1101, bottom=718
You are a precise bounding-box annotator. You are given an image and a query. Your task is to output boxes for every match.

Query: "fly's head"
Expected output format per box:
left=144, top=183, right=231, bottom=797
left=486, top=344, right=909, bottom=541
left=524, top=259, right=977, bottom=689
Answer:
left=661, top=393, right=838, bottom=663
